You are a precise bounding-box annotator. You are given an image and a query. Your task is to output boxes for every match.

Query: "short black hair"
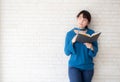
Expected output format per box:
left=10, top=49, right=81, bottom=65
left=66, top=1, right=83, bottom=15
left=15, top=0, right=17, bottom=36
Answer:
left=77, top=10, right=91, bottom=23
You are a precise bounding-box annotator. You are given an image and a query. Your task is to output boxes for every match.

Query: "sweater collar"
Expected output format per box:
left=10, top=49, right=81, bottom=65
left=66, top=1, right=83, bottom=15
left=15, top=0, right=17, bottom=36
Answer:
left=74, top=27, right=88, bottom=31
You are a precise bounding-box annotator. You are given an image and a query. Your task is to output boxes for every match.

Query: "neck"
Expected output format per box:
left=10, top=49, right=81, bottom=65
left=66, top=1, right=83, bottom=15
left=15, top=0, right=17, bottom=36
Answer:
left=78, top=27, right=87, bottom=31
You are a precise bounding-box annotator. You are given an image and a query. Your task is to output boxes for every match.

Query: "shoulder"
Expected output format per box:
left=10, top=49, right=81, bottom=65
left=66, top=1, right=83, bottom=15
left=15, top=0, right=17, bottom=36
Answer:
left=66, top=28, right=75, bottom=36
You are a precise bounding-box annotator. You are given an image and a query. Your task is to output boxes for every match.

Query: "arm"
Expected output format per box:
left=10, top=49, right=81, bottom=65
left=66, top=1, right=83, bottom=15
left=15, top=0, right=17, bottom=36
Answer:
left=64, top=32, right=76, bottom=56
left=84, top=30, right=99, bottom=57
left=85, top=41, right=98, bottom=57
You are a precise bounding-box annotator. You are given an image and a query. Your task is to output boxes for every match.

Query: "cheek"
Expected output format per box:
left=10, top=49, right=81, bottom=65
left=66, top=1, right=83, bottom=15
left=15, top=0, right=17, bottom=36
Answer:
left=77, top=18, right=82, bottom=22
left=83, top=21, right=88, bottom=26
left=77, top=19, right=80, bottom=23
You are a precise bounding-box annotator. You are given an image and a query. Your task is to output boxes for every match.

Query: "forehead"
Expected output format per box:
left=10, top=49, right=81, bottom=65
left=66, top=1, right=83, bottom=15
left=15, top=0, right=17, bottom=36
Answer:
left=79, top=14, right=85, bottom=18
left=79, top=14, right=83, bottom=17
left=78, top=14, right=87, bottom=19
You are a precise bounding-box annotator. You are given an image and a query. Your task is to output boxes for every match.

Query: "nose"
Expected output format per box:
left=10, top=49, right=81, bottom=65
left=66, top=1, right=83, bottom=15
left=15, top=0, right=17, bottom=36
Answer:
left=81, top=18, right=84, bottom=23
left=80, top=18, right=84, bottom=24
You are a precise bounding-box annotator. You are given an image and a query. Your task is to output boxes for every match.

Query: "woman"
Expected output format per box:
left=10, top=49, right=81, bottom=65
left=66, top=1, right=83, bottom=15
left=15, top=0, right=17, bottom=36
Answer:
left=64, top=10, right=98, bottom=82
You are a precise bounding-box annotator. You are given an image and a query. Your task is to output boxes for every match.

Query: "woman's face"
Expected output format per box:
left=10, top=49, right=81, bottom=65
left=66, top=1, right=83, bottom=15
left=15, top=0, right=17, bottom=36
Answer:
left=77, top=14, right=89, bottom=28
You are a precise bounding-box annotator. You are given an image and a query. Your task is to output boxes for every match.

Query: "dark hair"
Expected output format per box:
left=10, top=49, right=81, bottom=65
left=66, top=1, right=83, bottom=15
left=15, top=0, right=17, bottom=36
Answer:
left=77, top=10, right=91, bottom=23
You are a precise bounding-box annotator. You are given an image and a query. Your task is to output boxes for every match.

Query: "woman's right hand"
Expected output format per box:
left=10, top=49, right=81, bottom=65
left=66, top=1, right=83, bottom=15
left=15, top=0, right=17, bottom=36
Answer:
left=72, top=30, right=79, bottom=44
left=74, top=30, right=79, bottom=34
left=72, top=34, right=78, bottom=44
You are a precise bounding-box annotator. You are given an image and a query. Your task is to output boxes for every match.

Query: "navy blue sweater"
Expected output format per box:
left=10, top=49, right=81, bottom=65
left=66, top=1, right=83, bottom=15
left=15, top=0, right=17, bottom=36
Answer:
left=64, top=27, right=98, bottom=70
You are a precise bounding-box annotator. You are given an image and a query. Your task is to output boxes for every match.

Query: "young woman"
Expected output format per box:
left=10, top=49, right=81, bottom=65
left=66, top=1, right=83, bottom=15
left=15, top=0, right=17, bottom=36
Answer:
left=64, top=10, right=98, bottom=82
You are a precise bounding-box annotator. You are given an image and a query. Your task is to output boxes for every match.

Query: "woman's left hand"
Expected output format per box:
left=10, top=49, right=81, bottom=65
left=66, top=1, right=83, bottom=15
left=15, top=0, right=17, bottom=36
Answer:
left=84, top=43, right=93, bottom=50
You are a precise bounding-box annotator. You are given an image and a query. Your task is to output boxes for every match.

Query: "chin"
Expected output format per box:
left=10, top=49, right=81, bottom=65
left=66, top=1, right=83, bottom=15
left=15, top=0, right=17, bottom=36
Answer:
left=78, top=25, right=84, bottom=28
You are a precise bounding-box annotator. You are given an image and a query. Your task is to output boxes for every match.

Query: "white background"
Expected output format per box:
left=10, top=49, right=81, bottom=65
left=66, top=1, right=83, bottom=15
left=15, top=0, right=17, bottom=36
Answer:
left=0, top=0, right=120, bottom=82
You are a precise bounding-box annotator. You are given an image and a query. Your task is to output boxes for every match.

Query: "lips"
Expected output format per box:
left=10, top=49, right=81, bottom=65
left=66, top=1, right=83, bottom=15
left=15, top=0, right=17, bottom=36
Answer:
left=79, top=23, right=83, bottom=26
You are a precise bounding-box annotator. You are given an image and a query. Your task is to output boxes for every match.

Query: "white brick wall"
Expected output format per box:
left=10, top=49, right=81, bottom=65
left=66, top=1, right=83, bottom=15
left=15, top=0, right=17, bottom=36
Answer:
left=1, top=0, right=120, bottom=82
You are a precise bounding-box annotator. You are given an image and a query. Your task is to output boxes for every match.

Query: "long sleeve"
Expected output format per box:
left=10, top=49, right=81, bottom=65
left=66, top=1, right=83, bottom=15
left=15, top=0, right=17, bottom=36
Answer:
left=88, top=41, right=98, bottom=57
left=64, top=32, right=76, bottom=56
